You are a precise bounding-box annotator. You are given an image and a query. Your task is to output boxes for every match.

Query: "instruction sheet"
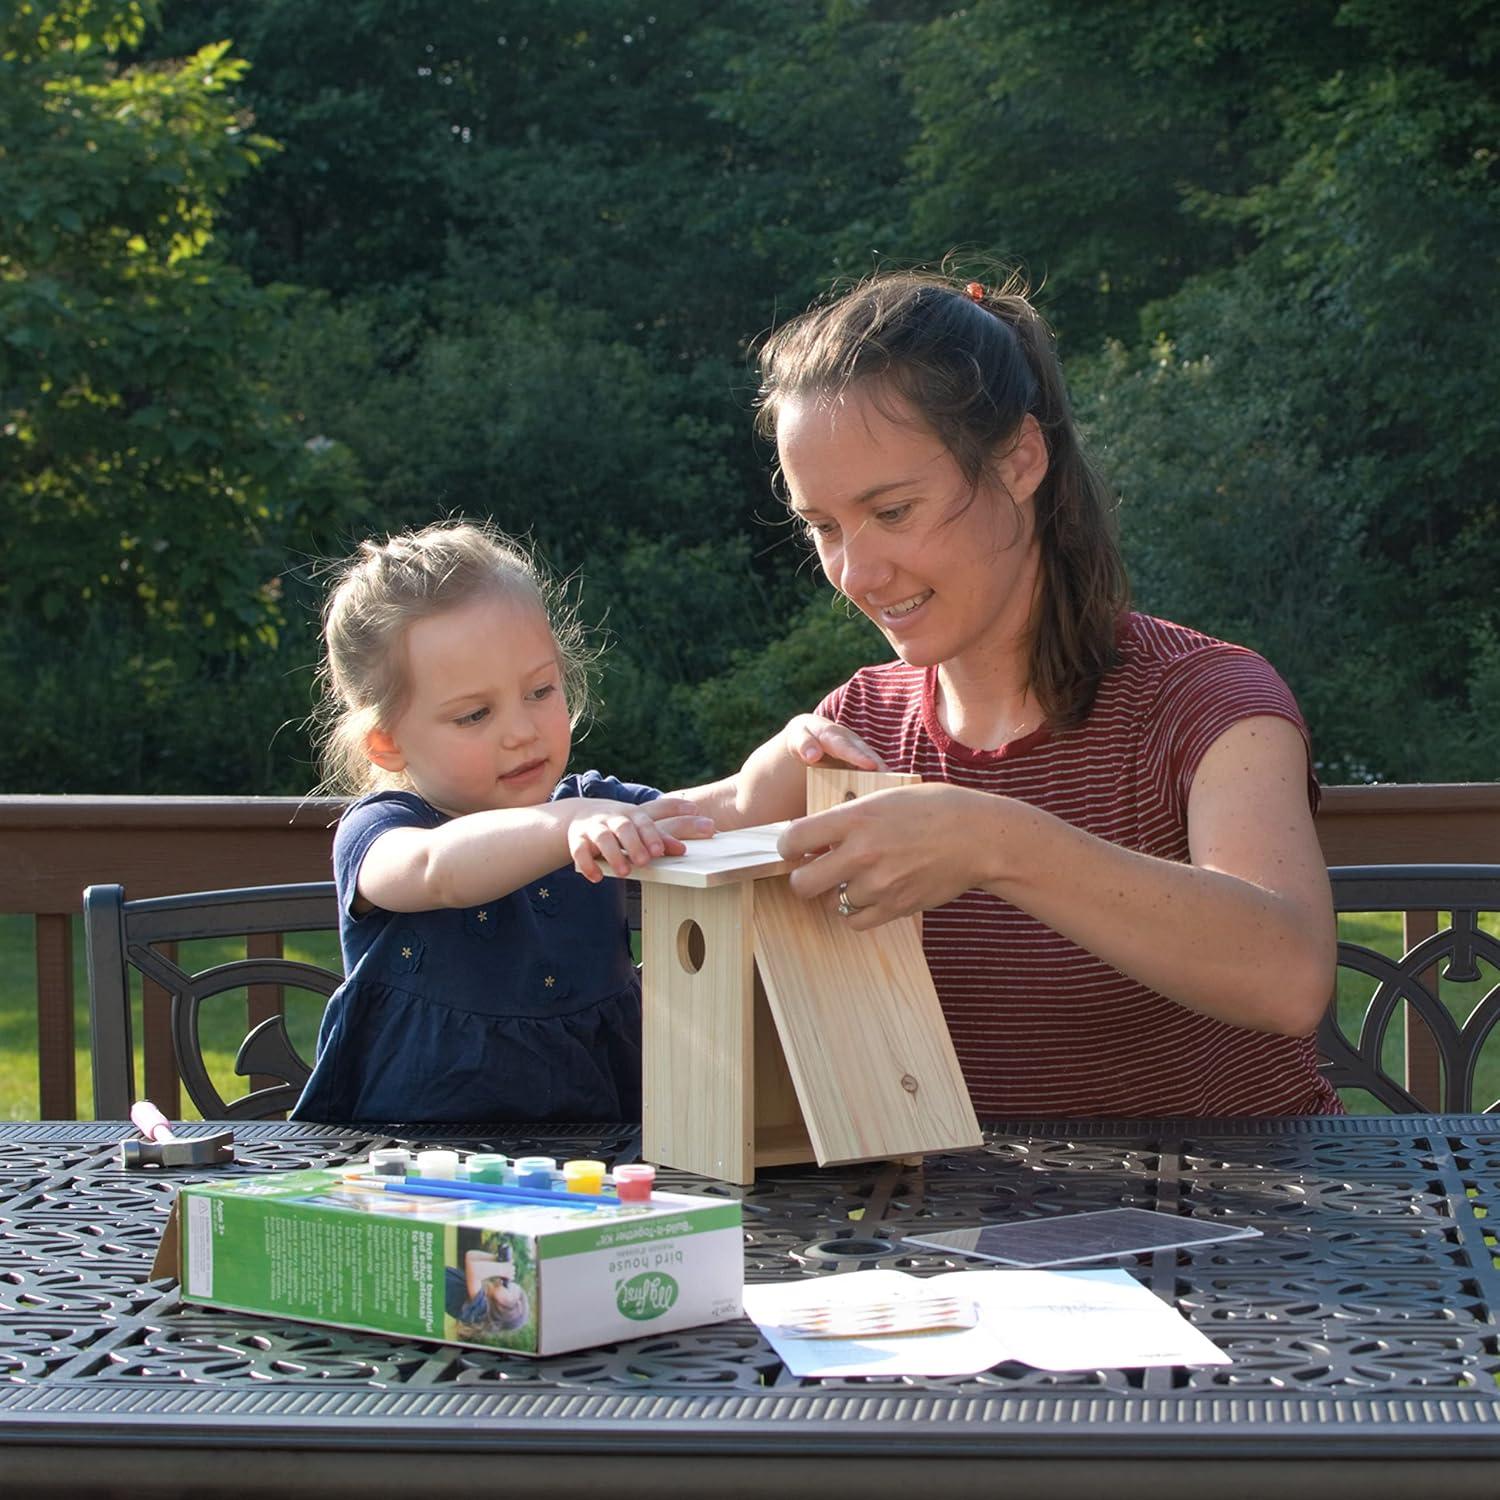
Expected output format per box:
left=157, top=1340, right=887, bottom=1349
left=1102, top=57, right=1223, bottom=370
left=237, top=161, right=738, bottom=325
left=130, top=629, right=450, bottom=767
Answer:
left=742, top=1267, right=1230, bottom=1378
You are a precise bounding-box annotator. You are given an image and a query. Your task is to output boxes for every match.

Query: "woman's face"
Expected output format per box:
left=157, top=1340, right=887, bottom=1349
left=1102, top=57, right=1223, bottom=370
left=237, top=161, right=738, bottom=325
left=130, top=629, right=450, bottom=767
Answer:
left=776, top=385, right=1043, bottom=680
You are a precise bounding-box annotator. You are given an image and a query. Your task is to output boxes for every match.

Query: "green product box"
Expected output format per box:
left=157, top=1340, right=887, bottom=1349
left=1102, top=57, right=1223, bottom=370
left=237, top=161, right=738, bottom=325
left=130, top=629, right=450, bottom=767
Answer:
left=155, top=1170, right=744, bottom=1356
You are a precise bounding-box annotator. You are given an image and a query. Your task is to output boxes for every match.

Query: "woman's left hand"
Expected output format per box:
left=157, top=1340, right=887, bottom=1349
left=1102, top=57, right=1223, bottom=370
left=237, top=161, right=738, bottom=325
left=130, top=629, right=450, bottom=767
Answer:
left=775, top=782, right=1001, bottom=928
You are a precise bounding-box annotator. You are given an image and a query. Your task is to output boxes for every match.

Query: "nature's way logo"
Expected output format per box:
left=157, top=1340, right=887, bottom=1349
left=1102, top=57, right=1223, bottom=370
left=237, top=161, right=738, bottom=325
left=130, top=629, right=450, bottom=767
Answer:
left=616, top=1271, right=679, bottom=1321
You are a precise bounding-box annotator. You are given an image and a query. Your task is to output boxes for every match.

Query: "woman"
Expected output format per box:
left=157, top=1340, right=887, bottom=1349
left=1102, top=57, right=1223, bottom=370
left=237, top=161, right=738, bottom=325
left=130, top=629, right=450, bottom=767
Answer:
left=684, top=269, right=1338, bottom=1117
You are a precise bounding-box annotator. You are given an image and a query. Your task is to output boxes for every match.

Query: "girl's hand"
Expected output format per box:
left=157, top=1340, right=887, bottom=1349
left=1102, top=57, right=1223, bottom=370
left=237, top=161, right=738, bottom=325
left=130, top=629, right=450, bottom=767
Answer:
left=570, top=797, right=715, bottom=883
left=775, top=783, right=1000, bottom=928
left=781, top=714, right=886, bottom=772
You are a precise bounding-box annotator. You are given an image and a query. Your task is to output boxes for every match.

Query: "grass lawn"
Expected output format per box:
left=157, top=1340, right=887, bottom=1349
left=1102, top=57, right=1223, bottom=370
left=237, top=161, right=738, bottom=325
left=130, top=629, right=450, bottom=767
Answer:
left=1, top=911, right=1496, bottom=1121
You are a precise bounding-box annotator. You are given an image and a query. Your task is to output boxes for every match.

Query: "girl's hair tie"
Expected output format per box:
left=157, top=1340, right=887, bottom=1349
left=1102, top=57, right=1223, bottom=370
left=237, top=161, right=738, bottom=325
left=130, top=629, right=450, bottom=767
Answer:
left=964, top=281, right=987, bottom=303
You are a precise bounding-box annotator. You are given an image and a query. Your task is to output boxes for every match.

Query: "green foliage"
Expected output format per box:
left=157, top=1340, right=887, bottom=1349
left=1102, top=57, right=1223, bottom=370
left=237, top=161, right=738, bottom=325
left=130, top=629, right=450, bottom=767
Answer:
left=3, top=0, right=153, bottom=60
left=1081, top=2, right=1500, bottom=780
left=3, top=0, right=1497, bottom=792
left=143, top=0, right=495, bottom=294
left=686, top=594, right=890, bottom=776
left=150, top=1, right=926, bottom=358
left=265, top=295, right=743, bottom=567
left=903, top=0, right=1341, bottom=346
left=580, top=539, right=860, bottom=788
left=1081, top=288, right=1397, bottom=782
left=0, top=0, right=356, bottom=682
left=0, top=611, right=318, bottom=792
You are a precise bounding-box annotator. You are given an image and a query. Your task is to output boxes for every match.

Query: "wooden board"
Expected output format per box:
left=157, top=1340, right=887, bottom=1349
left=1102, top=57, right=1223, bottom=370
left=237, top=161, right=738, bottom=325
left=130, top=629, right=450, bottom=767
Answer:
left=751, top=879, right=981, bottom=1164
left=805, top=765, right=921, bottom=814
left=630, top=825, right=793, bottom=889
left=640, top=880, right=757, bottom=1182
left=751, top=765, right=981, bottom=1166
left=623, top=764, right=918, bottom=889
left=751, top=967, right=813, bottom=1167
left=639, top=762, right=979, bottom=1181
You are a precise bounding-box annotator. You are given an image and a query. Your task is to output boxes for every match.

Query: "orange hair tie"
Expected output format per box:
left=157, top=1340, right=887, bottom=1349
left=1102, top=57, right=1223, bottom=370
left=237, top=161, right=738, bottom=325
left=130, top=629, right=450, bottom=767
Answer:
left=964, top=281, right=986, bottom=303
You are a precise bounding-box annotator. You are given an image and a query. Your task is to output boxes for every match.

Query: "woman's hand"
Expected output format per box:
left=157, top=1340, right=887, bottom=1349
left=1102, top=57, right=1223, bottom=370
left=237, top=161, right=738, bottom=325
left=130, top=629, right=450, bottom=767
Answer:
left=569, top=797, right=714, bottom=883
left=780, top=715, right=1334, bottom=1036
left=780, top=714, right=886, bottom=773
left=669, top=715, right=885, bottom=831
left=775, top=782, right=1000, bottom=928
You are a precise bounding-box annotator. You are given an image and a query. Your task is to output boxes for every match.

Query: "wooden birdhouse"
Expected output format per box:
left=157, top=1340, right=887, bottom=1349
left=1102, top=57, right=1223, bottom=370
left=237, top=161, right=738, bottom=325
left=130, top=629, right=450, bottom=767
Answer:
left=623, top=766, right=982, bottom=1184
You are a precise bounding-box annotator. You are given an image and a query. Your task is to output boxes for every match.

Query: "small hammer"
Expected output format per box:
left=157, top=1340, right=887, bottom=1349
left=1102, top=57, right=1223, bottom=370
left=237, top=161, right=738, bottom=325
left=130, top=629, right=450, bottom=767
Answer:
left=121, top=1100, right=235, bottom=1169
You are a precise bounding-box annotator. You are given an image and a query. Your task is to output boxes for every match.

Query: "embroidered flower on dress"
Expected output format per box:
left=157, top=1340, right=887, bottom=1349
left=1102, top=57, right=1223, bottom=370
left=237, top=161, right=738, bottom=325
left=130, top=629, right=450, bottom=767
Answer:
left=528, top=882, right=561, bottom=918
left=391, top=929, right=425, bottom=973
left=464, top=904, right=499, bottom=939
left=536, top=967, right=573, bottom=1003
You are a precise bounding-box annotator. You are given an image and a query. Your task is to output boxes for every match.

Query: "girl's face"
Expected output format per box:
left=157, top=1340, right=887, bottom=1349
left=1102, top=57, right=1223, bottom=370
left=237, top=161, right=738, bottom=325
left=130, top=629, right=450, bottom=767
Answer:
left=368, top=593, right=572, bottom=816
left=777, top=385, right=1044, bottom=681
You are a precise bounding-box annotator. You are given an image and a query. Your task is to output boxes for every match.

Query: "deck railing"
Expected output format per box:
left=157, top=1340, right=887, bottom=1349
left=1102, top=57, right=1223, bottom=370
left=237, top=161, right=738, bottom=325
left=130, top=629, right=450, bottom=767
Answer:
left=3, top=784, right=1499, bottom=1119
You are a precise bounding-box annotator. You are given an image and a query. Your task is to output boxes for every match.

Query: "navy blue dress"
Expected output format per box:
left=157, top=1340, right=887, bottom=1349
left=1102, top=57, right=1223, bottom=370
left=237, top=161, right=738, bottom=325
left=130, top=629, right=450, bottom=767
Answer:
left=291, top=772, right=656, bottom=1124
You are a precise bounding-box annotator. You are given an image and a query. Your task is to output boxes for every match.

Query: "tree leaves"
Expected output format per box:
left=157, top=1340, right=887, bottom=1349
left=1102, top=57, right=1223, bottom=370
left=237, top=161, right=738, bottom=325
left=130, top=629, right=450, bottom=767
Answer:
left=1, top=0, right=354, bottom=777
left=4, top=0, right=1496, bottom=790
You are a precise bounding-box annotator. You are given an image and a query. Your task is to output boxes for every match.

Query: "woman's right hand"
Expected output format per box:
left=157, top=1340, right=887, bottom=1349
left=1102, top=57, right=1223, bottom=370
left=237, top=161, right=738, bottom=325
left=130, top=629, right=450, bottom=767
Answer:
left=569, top=797, right=714, bottom=883
left=781, top=714, right=886, bottom=772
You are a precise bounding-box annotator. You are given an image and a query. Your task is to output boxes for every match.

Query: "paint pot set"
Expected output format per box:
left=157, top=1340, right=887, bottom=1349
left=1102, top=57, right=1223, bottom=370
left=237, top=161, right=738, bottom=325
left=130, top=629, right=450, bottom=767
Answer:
left=347, top=1148, right=658, bottom=1209
left=159, top=1155, right=743, bottom=1358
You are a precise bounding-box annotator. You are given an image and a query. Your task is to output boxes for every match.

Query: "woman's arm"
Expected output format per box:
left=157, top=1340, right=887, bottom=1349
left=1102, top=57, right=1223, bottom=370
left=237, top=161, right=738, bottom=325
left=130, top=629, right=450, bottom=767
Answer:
left=674, top=715, right=884, bottom=831
left=359, top=796, right=709, bottom=912
left=776, top=715, right=1335, bottom=1036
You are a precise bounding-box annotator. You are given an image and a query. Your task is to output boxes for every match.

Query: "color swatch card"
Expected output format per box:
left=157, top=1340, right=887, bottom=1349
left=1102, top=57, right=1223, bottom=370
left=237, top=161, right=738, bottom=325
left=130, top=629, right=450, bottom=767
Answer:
left=779, top=1291, right=979, bottom=1339
left=742, top=1267, right=1230, bottom=1378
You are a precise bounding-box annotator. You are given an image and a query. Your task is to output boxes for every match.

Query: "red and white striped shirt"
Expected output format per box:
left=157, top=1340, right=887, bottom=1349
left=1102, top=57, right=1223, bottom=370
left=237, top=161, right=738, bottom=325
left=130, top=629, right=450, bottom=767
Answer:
left=817, top=613, right=1340, bottom=1118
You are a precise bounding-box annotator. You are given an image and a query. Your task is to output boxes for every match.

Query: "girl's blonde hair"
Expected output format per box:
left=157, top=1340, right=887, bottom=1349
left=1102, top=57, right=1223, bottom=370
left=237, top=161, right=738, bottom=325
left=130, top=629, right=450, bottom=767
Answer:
left=313, top=519, right=593, bottom=796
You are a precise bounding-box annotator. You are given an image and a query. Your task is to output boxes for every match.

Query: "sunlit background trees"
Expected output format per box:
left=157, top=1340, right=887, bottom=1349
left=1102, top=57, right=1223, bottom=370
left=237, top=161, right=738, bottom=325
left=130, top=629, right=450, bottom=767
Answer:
left=4, top=0, right=1496, bottom=792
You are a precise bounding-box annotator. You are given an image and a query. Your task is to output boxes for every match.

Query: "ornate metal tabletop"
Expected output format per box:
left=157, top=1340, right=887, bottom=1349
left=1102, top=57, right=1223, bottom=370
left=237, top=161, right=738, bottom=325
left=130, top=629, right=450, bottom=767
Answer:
left=4, top=1116, right=1500, bottom=1496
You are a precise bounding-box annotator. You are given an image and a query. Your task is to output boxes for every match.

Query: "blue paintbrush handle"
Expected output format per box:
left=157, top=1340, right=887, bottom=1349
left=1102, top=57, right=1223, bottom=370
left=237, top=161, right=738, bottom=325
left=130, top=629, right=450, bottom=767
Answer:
left=406, top=1175, right=623, bottom=1206
left=380, top=1178, right=614, bottom=1209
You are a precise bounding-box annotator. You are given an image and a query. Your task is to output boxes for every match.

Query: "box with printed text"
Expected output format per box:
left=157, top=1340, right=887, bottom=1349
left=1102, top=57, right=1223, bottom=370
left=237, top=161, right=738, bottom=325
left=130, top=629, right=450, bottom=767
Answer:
left=153, top=1169, right=744, bottom=1356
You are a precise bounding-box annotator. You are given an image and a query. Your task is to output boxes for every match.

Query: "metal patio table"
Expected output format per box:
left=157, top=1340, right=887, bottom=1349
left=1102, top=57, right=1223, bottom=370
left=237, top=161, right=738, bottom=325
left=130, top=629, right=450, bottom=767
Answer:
left=3, top=1115, right=1500, bottom=1498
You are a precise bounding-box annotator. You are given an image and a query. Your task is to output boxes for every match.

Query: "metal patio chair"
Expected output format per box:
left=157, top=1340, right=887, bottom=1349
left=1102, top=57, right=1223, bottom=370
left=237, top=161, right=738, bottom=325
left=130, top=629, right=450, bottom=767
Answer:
left=1320, top=864, right=1500, bottom=1113
left=84, top=881, right=341, bottom=1120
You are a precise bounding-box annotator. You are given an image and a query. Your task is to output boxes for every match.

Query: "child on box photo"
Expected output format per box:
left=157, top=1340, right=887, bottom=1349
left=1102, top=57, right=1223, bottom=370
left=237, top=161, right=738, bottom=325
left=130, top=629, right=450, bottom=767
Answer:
left=446, top=1228, right=535, bottom=1343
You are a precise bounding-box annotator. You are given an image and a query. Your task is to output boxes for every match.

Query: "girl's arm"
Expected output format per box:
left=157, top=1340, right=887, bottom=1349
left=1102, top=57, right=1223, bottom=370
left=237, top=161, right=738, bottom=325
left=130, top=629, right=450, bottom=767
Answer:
left=775, top=715, right=1335, bottom=1037
left=358, top=796, right=710, bottom=912
left=674, top=715, right=884, bottom=831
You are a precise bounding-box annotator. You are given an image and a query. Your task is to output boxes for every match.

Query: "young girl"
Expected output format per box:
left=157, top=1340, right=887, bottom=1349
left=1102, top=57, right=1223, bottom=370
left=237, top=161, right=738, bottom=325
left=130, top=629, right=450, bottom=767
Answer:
left=291, top=519, right=713, bottom=1124
left=683, top=268, right=1340, bottom=1119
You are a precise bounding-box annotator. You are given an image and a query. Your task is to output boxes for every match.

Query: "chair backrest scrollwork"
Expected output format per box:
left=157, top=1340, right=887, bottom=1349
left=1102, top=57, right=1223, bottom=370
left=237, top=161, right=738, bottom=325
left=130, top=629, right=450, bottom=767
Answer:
left=84, top=882, right=340, bottom=1120
left=1321, top=865, right=1500, bottom=1114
